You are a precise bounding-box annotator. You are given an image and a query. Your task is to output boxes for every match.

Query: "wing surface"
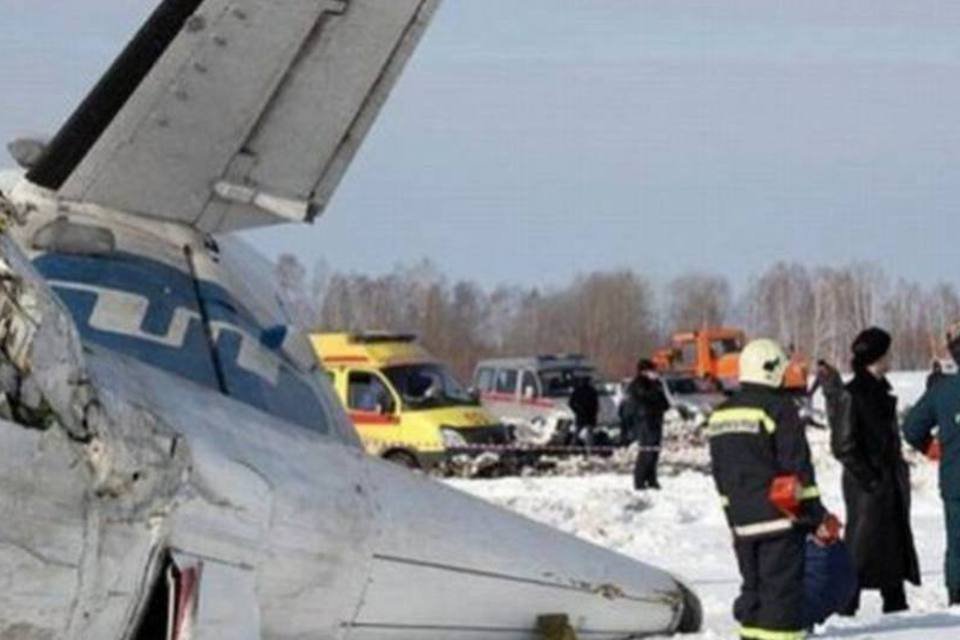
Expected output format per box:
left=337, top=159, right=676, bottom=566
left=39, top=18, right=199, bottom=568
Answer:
left=28, top=0, right=440, bottom=233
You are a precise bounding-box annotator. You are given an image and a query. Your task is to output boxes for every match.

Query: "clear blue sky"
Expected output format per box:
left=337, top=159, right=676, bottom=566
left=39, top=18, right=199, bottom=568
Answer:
left=2, top=1, right=959, bottom=288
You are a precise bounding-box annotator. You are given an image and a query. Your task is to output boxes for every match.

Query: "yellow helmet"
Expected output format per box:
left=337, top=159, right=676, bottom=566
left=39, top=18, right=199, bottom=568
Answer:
left=740, top=339, right=789, bottom=388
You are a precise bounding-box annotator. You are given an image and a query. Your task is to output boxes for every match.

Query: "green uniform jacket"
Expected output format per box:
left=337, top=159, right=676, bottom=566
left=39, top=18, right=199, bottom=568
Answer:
left=903, top=374, right=960, bottom=499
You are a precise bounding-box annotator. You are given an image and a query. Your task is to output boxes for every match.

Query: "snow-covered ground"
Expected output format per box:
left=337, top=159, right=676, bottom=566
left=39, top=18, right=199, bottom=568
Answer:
left=447, top=427, right=960, bottom=638
left=886, top=371, right=930, bottom=412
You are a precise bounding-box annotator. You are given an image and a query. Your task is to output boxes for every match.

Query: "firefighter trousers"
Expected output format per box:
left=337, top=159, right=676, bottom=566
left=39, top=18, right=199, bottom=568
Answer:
left=733, top=529, right=806, bottom=640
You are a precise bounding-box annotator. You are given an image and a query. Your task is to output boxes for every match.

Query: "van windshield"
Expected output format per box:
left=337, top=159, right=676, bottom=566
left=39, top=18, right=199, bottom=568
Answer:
left=383, top=363, right=478, bottom=410
left=539, top=367, right=604, bottom=398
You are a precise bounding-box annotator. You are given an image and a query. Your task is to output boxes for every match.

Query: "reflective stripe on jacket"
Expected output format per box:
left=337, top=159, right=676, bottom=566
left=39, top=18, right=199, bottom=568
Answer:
left=708, top=384, right=825, bottom=539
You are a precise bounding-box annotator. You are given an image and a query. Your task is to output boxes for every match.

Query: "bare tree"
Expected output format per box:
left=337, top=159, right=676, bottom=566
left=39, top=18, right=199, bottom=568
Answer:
left=744, top=263, right=814, bottom=355
left=305, top=255, right=946, bottom=380
left=793, top=263, right=887, bottom=369
left=496, top=273, right=659, bottom=379
left=883, top=280, right=931, bottom=370
left=573, top=271, right=658, bottom=378
left=811, top=268, right=843, bottom=365
left=667, top=273, right=732, bottom=332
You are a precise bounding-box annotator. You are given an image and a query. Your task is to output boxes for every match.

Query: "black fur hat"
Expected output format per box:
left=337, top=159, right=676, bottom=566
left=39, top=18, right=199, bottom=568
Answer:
left=852, top=327, right=892, bottom=369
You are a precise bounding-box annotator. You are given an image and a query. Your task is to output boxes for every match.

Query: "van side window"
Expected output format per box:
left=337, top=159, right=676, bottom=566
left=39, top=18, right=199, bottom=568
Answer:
left=521, top=371, right=539, bottom=399
left=475, top=367, right=494, bottom=392
left=495, top=369, right=518, bottom=395
left=348, top=371, right=395, bottom=414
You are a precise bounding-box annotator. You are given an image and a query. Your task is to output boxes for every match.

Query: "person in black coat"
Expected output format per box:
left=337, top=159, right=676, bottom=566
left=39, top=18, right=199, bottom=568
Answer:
left=568, top=376, right=600, bottom=447
left=829, top=327, right=920, bottom=615
left=626, top=359, right=670, bottom=490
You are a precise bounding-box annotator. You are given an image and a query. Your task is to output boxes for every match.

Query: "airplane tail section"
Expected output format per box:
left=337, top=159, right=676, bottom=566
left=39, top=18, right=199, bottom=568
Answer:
left=28, top=0, right=440, bottom=233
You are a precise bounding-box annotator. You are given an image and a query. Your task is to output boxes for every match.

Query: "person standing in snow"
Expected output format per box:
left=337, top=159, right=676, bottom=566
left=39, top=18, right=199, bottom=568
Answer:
left=568, top=375, right=599, bottom=449
left=903, top=322, right=960, bottom=606
left=627, top=359, right=669, bottom=490
left=830, top=327, right=920, bottom=615
left=708, top=338, right=838, bottom=640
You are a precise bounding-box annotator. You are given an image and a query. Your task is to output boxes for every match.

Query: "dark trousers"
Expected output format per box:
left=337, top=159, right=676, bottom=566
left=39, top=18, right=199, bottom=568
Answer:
left=734, top=531, right=805, bottom=638
left=946, top=499, right=960, bottom=592
left=575, top=421, right=595, bottom=448
left=633, top=422, right=662, bottom=489
left=841, top=584, right=907, bottom=615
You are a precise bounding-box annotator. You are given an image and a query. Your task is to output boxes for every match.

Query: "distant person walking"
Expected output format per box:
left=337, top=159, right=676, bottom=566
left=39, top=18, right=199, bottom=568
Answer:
left=903, top=323, right=960, bottom=605
left=830, top=327, right=920, bottom=615
left=627, top=359, right=670, bottom=490
left=568, top=376, right=599, bottom=449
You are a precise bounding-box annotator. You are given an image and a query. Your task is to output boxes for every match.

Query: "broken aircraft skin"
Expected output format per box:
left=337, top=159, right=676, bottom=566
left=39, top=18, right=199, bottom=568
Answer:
left=0, top=0, right=701, bottom=638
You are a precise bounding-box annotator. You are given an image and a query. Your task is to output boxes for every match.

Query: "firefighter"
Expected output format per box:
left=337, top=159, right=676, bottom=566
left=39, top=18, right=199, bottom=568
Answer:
left=708, top=339, right=839, bottom=640
left=903, top=322, right=960, bottom=605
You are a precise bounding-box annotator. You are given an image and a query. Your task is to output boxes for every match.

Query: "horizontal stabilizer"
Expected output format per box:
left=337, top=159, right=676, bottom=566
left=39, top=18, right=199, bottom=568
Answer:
left=29, top=0, right=440, bottom=233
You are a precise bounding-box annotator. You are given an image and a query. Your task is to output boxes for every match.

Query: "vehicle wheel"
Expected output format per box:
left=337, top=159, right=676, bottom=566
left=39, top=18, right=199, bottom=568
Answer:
left=384, top=450, right=420, bottom=470
left=676, top=581, right=703, bottom=633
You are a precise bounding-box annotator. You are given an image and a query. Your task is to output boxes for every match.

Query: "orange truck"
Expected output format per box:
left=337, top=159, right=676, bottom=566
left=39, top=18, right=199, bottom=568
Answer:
left=654, top=327, right=809, bottom=392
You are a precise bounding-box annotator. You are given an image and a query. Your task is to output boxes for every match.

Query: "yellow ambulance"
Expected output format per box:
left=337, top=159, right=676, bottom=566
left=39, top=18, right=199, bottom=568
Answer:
left=311, top=332, right=509, bottom=469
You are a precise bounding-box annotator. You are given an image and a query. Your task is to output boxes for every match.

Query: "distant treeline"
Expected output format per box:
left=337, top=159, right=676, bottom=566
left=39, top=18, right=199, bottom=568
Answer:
left=275, top=256, right=959, bottom=381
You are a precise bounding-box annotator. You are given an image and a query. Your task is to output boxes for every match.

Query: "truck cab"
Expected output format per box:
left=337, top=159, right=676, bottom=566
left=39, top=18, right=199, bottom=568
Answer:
left=658, top=327, right=809, bottom=393
left=670, top=328, right=745, bottom=387
left=312, top=332, right=507, bottom=469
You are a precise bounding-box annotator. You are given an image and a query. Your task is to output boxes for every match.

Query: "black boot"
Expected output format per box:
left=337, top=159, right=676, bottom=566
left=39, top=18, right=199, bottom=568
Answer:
left=838, top=590, right=860, bottom=617
left=881, top=585, right=908, bottom=614
left=949, top=588, right=960, bottom=606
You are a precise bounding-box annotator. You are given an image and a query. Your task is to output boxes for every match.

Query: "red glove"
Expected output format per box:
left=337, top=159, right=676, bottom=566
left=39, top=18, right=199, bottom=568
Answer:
left=814, top=513, right=843, bottom=546
left=769, top=474, right=802, bottom=518
left=926, top=438, right=942, bottom=462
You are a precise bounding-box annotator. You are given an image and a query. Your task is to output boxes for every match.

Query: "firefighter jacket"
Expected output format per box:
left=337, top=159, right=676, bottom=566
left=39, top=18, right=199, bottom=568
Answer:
left=708, top=384, right=826, bottom=539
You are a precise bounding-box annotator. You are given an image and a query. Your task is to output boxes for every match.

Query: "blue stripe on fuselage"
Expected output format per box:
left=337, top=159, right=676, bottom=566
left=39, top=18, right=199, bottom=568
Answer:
left=34, top=252, right=327, bottom=432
